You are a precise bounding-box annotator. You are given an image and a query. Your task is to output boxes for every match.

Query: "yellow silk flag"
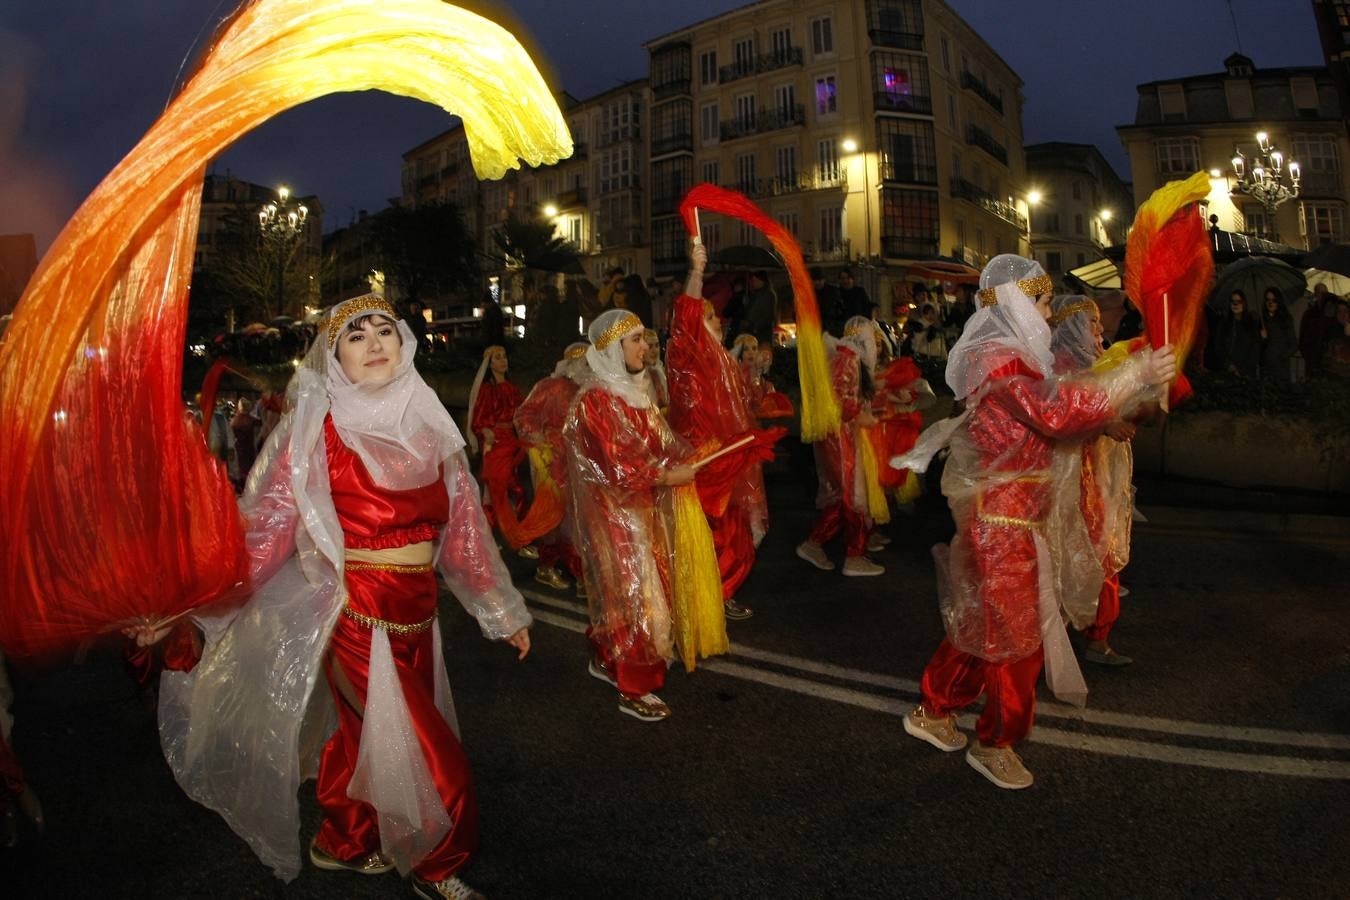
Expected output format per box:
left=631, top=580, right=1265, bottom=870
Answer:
left=669, top=484, right=729, bottom=671
left=0, top=0, right=572, bottom=659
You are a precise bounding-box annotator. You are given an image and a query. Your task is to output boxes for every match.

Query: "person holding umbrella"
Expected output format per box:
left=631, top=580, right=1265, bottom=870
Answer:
left=1210, top=290, right=1261, bottom=376
left=1260, top=287, right=1296, bottom=383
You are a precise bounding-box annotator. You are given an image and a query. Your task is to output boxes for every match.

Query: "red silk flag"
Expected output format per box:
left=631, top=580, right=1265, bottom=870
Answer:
left=678, top=184, right=840, bottom=442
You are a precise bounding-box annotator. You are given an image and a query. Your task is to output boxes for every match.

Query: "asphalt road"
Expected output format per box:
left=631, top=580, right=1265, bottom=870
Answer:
left=3, top=469, right=1349, bottom=899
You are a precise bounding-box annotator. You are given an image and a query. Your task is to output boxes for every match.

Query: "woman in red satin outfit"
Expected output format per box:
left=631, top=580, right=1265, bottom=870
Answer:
left=153, top=292, right=531, bottom=900
left=466, top=345, right=529, bottom=552
left=563, top=308, right=696, bottom=722
left=894, top=255, right=1174, bottom=790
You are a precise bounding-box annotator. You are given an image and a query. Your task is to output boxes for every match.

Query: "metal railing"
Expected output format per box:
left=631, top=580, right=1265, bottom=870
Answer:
left=732, top=171, right=848, bottom=200
left=718, top=47, right=803, bottom=83
left=949, top=177, right=1026, bottom=231
left=960, top=71, right=1004, bottom=114
left=652, top=78, right=691, bottom=101
left=867, top=29, right=924, bottom=50
left=719, top=103, right=806, bottom=142
left=879, top=160, right=938, bottom=185
left=966, top=124, right=1008, bottom=165
left=881, top=235, right=939, bottom=259
left=873, top=91, right=933, bottom=116
left=651, top=132, right=694, bottom=156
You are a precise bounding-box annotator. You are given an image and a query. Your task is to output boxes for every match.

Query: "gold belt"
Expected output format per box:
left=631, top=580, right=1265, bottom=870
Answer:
left=343, top=541, right=436, bottom=574
left=975, top=477, right=1048, bottom=530
left=344, top=560, right=434, bottom=574
left=341, top=606, right=436, bottom=635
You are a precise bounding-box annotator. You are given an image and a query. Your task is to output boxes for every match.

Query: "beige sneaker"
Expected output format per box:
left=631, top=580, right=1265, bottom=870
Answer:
left=533, top=565, right=568, bottom=590
left=903, top=705, right=968, bottom=752
left=618, top=692, right=671, bottom=722
left=796, top=540, right=834, bottom=571
left=965, top=742, right=1034, bottom=790
left=842, top=555, right=885, bottom=577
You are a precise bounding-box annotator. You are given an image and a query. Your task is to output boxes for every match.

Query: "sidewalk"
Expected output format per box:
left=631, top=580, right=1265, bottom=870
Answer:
left=1133, top=472, right=1350, bottom=540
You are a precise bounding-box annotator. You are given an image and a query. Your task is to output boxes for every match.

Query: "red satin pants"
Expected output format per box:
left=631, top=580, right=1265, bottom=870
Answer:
left=1083, top=573, right=1120, bottom=643
left=919, top=638, right=1044, bottom=748
left=808, top=502, right=867, bottom=557
left=315, top=568, right=479, bottom=881
left=710, top=504, right=754, bottom=600
left=587, top=623, right=667, bottom=699
left=539, top=535, right=583, bottom=579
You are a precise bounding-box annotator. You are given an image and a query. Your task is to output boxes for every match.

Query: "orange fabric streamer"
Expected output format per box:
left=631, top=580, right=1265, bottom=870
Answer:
left=0, top=0, right=572, bottom=661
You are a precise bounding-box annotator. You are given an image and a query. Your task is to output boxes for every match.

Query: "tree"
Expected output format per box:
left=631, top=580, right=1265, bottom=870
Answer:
left=491, top=210, right=582, bottom=276
left=370, top=201, right=479, bottom=305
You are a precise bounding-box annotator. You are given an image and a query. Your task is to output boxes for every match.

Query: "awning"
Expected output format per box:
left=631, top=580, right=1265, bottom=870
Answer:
left=1065, top=257, right=1122, bottom=291
left=907, top=256, right=981, bottom=284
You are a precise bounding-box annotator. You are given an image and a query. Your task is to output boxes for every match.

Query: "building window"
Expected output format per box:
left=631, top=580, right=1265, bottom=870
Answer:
left=1304, top=202, right=1344, bottom=246
left=881, top=189, right=940, bottom=255
left=1076, top=252, right=1086, bottom=268
left=1294, top=135, right=1339, bottom=172
left=948, top=93, right=958, bottom=129
left=811, top=16, right=833, bottom=55
left=776, top=145, right=798, bottom=184
left=1155, top=137, right=1200, bottom=174
left=815, top=75, right=837, bottom=117
left=771, top=25, right=792, bottom=57
left=777, top=211, right=800, bottom=237
left=876, top=118, right=937, bottom=185
left=774, top=83, right=796, bottom=115
left=818, top=138, right=840, bottom=181
left=1045, top=212, right=1060, bottom=233
left=702, top=159, right=720, bottom=186
left=940, top=35, right=951, bottom=72
left=701, top=103, right=719, bottom=144
left=872, top=51, right=931, bottom=114
left=1074, top=213, right=1084, bottom=234
left=734, top=37, right=755, bottom=73
left=699, top=50, right=718, bottom=86
left=736, top=93, right=756, bottom=130
left=737, top=153, right=757, bottom=192
left=1158, top=83, right=1187, bottom=121
left=819, top=205, right=843, bottom=250
left=1072, top=181, right=1082, bottom=201
left=703, top=221, right=722, bottom=253
left=1046, top=251, right=1062, bottom=273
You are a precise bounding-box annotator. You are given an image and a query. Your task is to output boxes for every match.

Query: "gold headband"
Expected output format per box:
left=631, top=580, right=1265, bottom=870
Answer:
left=734, top=334, right=758, bottom=348
left=483, top=344, right=506, bottom=360
left=643, top=329, right=659, bottom=342
left=564, top=345, right=588, bottom=360
left=844, top=323, right=869, bottom=338
left=594, top=312, right=643, bottom=351
left=327, top=296, right=399, bottom=348
left=1048, top=300, right=1098, bottom=327
left=976, top=273, right=1054, bottom=308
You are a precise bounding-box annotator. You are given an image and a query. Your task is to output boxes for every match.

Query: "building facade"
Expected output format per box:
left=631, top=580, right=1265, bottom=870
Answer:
left=1024, top=142, right=1133, bottom=285
left=1117, top=53, right=1349, bottom=249
left=195, top=174, right=322, bottom=274
left=643, top=0, right=1030, bottom=318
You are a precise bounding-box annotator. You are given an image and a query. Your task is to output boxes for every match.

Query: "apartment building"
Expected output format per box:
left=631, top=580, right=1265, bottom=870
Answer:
left=1024, top=142, right=1133, bottom=285
left=643, top=0, right=1029, bottom=318
left=195, top=173, right=323, bottom=275
left=1117, top=52, right=1348, bottom=248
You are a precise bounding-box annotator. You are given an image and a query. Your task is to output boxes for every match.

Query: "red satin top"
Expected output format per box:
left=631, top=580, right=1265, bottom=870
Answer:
left=324, top=416, right=448, bottom=549
left=471, top=379, right=524, bottom=448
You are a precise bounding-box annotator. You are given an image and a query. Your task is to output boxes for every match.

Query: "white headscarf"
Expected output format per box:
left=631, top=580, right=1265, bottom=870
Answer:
left=584, top=309, right=651, bottom=408
left=729, top=333, right=759, bottom=362
left=553, top=340, right=592, bottom=382
left=842, top=314, right=879, bottom=375
left=324, top=295, right=464, bottom=488
left=1049, top=295, right=1102, bottom=371
left=944, top=254, right=1054, bottom=400
left=463, top=344, right=506, bottom=454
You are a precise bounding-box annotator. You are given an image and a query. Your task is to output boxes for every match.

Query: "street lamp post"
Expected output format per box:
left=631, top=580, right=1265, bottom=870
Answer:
left=257, top=185, right=308, bottom=319
left=1229, top=131, right=1300, bottom=241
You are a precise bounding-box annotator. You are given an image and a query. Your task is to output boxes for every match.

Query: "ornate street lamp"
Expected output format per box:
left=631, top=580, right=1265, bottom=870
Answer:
left=1230, top=132, right=1300, bottom=237
left=257, top=185, right=309, bottom=317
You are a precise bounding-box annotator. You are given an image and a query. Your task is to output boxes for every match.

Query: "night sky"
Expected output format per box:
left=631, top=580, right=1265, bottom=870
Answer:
left=0, top=1, right=1322, bottom=252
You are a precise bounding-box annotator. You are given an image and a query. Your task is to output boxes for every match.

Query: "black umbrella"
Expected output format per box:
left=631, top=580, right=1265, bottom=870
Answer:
left=1302, top=243, right=1350, bottom=278
left=1209, top=257, right=1306, bottom=312
left=270, top=315, right=297, bottom=326
left=712, top=244, right=781, bottom=269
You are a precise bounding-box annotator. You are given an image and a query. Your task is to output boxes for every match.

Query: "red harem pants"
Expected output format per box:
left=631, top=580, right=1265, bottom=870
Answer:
left=316, top=567, right=479, bottom=882
left=919, top=638, right=1045, bottom=748
left=1083, top=573, right=1121, bottom=643
left=588, top=623, right=667, bottom=699
left=808, top=502, right=867, bottom=557
left=710, top=503, right=754, bottom=600
left=539, top=532, right=583, bottom=579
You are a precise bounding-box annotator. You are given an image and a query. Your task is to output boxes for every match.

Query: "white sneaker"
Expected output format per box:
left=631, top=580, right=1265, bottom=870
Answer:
left=796, top=541, right=834, bottom=571
left=842, top=556, right=885, bottom=577
left=865, top=534, right=887, bottom=553
left=587, top=658, right=618, bottom=688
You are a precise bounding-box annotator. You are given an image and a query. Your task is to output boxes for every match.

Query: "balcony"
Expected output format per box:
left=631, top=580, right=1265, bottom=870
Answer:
left=652, top=77, right=691, bottom=101
left=966, top=124, right=1008, bottom=165
left=652, top=192, right=686, bottom=217
left=879, top=160, right=938, bottom=186
left=734, top=171, right=848, bottom=200
left=570, top=142, right=588, bottom=160
left=597, top=226, right=644, bottom=248
left=867, top=29, right=924, bottom=50
left=959, top=71, right=1004, bottom=114
left=803, top=238, right=853, bottom=262
left=719, top=104, right=806, bottom=141
left=873, top=91, right=933, bottom=116
left=597, top=126, right=641, bottom=149
left=651, top=132, right=693, bottom=157
left=719, top=47, right=803, bottom=83
left=556, top=187, right=588, bottom=207
left=881, top=235, right=940, bottom=259
left=949, top=177, right=1026, bottom=231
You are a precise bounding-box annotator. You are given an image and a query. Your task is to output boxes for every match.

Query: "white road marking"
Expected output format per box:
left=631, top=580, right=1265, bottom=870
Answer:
left=521, top=590, right=1350, bottom=777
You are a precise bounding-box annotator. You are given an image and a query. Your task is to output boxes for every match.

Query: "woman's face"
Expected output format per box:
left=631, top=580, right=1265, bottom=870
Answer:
left=703, top=307, right=724, bottom=341
left=489, top=349, right=509, bottom=378
left=1034, top=291, right=1054, bottom=321
left=336, top=315, right=400, bottom=384
left=643, top=341, right=660, bottom=365
left=621, top=330, right=648, bottom=373
left=1088, top=308, right=1104, bottom=353
left=1230, top=293, right=1246, bottom=313
left=1265, top=294, right=1278, bottom=312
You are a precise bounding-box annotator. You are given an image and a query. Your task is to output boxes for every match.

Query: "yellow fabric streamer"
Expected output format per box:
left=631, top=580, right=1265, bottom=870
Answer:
left=895, top=469, right=922, bottom=505
left=796, top=325, right=841, bottom=443
left=1, top=0, right=573, bottom=528
left=669, top=484, right=728, bottom=671
left=1091, top=336, right=1148, bottom=374
left=858, top=429, right=892, bottom=525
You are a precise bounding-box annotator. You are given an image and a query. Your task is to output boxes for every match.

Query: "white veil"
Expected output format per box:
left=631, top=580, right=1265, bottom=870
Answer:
left=584, top=309, right=650, bottom=408
left=1049, top=295, right=1102, bottom=371
left=945, top=254, right=1054, bottom=400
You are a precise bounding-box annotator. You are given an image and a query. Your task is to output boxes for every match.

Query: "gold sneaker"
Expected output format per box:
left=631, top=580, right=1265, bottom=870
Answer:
left=618, top=692, right=671, bottom=722
left=411, top=873, right=486, bottom=900
left=309, top=837, right=395, bottom=875
left=965, top=742, right=1034, bottom=790
left=903, top=705, right=968, bottom=752
left=533, top=565, right=568, bottom=590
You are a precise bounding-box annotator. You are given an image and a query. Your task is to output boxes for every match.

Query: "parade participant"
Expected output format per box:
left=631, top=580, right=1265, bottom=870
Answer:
left=154, top=292, right=532, bottom=899
left=731, top=334, right=766, bottom=410
left=871, top=335, right=933, bottom=507
left=895, top=255, right=1174, bottom=790
left=1049, top=296, right=1139, bottom=667
left=667, top=244, right=784, bottom=621
left=514, top=341, right=591, bottom=594
left=466, top=344, right=535, bottom=559
left=643, top=329, right=670, bottom=413
left=796, top=316, right=886, bottom=577
left=564, top=309, right=699, bottom=721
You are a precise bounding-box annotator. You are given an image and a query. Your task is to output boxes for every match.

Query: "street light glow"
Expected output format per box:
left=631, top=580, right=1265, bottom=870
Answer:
left=1209, top=168, right=1222, bottom=177
left=1100, top=209, right=1113, bottom=221
left=1027, top=189, right=1043, bottom=205
left=543, top=204, right=559, bottom=217
left=842, top=138, right=858, bottom=153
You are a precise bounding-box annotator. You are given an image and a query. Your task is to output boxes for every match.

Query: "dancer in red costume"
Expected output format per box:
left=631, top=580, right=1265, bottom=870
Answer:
left=151, top=291, right=531, bottom=899
left=466, top=345, right=535, bottom=559
left=796, top=316, right=886, bottom=576
left=894, top=255, right=1174, bottom=790
left=1049, top=296, right=1139, bottom=667
left=514, top=341, right=591, bottom=594
left=643, top=329, right=670, bottom=413
left=666, top=242, right=783, bottom=621
left=564, top=308, right=696, bottom=722
left=871, top=346, right=934, bottom=507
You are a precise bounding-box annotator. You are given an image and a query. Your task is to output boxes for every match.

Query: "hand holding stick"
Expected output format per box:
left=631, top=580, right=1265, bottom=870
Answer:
left=690, top=434, right=755, bottom=471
